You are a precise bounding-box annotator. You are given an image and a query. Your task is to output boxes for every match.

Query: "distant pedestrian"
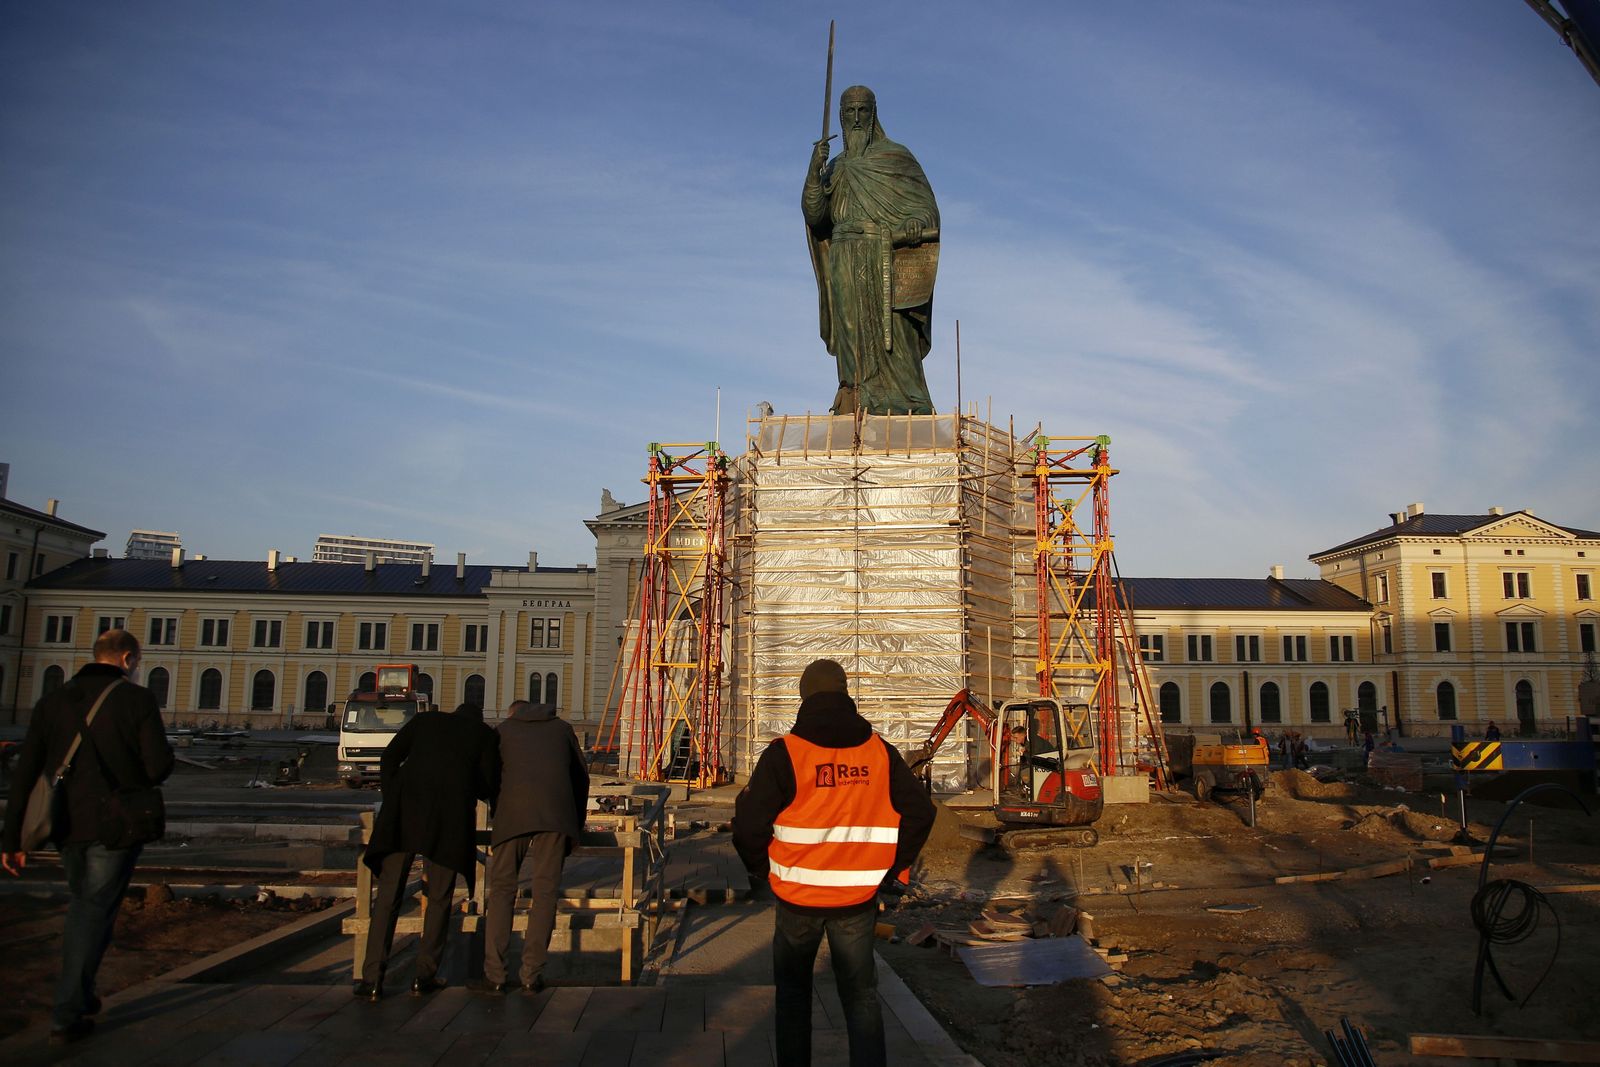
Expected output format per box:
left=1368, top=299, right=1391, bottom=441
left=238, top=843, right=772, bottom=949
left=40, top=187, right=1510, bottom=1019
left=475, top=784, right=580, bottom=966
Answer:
left=473, top=700, right=589, bottom=995
left=1484, top=721, right=1501, bottom=742
left=1292, top=734, right=1310, bottom=770
left=1362, top=730, right=1376, bottom=767
left=733, top=659, right=936, bottom=1067
left=2, top=630, right=174, bottom=1045
left=1345, top=712, right=1360, bottom=745
left=356, top=702, right=498, bottom=999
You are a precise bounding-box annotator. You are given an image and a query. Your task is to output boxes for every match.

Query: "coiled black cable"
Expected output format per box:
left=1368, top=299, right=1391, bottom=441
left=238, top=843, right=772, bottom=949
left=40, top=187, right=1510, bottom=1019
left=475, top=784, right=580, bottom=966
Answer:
left=1470, top=783, right=1589, bottom=1014
left=1470, top=878, right=1558, bottom=1009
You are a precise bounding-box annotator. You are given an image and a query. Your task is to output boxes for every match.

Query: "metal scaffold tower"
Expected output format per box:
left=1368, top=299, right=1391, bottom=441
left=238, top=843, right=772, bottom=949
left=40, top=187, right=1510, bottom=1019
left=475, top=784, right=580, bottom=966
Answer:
left=1032, top=434, right=1169, bottom=784
left=624, top=441, right=730, bottom=789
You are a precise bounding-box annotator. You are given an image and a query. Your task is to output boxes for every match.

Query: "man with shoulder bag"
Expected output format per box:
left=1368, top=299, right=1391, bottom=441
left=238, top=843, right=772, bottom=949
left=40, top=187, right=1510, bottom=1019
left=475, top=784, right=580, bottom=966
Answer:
left=2, top=629, right=174, bottom=1045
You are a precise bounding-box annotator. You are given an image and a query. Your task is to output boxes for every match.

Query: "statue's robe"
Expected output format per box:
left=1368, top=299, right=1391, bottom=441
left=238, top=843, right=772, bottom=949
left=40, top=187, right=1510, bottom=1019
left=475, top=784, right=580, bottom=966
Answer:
left=805, top=135, right=940, bottom=416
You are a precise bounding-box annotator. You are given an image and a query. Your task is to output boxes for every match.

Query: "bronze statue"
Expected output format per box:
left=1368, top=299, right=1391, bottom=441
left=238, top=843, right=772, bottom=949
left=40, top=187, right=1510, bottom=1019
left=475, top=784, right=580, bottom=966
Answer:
left=803, top=84, right=940, bottom=416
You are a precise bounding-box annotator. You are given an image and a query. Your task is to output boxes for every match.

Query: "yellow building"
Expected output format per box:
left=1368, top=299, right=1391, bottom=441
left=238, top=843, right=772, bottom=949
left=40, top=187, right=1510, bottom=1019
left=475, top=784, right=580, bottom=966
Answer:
left=10, top=550, right=599, bottom=738
left=1309, top=504, right=1599, bottom=736
left=1125, top=573, right=1379, bottom=740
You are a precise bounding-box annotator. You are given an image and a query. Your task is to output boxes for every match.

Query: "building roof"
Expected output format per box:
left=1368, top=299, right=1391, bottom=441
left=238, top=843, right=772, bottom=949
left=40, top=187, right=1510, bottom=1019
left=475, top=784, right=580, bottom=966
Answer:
left=0, top=498, right=105, bottom=540
left=1114, top=577, right=1370, bottom=613
left=1311, top=511, right=1600, bottom=559
left=26, top=557, right=588, bottom=597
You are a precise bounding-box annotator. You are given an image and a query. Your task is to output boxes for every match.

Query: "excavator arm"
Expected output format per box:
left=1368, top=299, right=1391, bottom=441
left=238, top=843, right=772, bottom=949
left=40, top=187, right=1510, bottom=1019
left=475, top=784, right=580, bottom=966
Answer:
left=905, top=688, right=997, bottom=778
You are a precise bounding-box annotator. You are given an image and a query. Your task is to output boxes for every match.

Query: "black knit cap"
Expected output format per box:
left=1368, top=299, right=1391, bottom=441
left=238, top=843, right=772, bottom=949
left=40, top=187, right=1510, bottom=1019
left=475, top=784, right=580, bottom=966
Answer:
left=799, top=658, right=849, bottom=701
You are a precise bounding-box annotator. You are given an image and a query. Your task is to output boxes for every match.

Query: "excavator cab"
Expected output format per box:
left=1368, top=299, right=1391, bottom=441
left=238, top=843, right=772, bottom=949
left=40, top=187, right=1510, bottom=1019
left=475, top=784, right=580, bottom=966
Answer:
left=994, top=698, right=1101, bottom=829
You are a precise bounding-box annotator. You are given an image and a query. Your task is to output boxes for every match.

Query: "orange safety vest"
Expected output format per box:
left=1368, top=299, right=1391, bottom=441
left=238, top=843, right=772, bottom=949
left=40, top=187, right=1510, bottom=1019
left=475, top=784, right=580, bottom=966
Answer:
left=768, top=733, right=901, bottom=909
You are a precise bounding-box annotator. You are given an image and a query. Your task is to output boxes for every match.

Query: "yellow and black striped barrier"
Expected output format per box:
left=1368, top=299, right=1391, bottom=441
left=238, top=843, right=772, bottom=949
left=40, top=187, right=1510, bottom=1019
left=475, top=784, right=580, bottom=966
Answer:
left=1451, top=741, right=1503, bottom=772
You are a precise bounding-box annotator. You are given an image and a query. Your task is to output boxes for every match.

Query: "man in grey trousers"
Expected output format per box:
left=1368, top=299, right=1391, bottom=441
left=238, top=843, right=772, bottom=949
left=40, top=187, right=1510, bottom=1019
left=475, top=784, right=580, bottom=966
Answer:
left=473, top=700, right=589, bottom=993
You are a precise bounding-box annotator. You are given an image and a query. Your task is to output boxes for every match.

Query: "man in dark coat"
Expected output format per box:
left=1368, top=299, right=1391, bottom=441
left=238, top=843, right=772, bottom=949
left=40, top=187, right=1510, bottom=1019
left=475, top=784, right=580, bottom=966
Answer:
left=2, top=629, right=174, bottom=1044
left=473, top=700, right=589, bottom=994
left=356, top=702, right=498, bottom=999
left=732, top=659, right=936, bottom=1067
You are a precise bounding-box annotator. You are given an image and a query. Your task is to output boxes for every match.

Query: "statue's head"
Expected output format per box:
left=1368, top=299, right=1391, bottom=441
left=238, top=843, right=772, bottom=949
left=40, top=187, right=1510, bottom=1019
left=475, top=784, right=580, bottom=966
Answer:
left=840, top=85, right=880, bottom=154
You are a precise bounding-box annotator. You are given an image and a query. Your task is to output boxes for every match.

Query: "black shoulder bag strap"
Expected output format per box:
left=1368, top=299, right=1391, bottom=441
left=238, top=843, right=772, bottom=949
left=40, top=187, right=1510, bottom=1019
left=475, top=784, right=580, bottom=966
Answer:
left=49, top=679, right=125, bottom=786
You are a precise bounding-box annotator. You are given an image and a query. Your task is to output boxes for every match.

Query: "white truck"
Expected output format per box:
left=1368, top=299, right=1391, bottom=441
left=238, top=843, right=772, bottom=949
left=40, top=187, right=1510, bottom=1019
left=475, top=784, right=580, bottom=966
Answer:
left=336, top=663, right=427, bottom=787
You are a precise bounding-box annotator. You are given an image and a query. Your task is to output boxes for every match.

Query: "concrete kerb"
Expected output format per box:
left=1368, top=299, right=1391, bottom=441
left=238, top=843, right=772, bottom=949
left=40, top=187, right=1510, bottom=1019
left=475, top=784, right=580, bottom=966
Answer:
left=876, top=954, right=985, bottom=1067
left=165, top=821, right=362, bottom=842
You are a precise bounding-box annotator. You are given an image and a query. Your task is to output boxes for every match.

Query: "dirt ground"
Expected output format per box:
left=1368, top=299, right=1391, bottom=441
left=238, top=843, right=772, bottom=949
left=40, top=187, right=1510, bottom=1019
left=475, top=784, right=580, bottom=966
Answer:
left=880, top=770, right=1600, bottom=1066
left=0, top=888, right=331, bottom=1039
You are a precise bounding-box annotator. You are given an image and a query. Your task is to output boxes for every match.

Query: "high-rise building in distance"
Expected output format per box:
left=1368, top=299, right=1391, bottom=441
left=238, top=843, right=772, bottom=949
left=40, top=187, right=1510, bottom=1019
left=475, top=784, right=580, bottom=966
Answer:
left=126, top=530, right=183, bottom=561
left=313, top=534, right=434, bottom=566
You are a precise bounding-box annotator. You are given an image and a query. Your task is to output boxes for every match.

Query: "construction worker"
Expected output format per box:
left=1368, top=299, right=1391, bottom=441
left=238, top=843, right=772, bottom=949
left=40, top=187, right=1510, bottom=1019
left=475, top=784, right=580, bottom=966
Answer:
left=733, top=658, right=936, bottom=1067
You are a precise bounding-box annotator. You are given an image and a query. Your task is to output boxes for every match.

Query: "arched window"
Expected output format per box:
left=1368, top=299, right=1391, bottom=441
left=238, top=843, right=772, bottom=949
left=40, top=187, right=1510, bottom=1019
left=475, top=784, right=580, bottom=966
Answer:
left=1515, top=679, right=1535, bottom=735
left=1159, top=682, right=1181, bottom=723
left=42, top=665, right=65, bottom=696
left=464, top=674, right=485, bottom=709
left=1436, top=681, right=1457, bottom=721
left=359, top=671, right=376, bottom=691
left=1209, top=682, right=1231, bottom=723
left=546, top=672, right=558, bottom=709
left=1259, top=682, right=1281, bottom=724
left=147, top=667, right=170, bottom=708
left=528, top=673, right=542, bottom=703
left=1358, top=681, right=1378, bottom=712
left=251, top=670, right=275, bottom=710
left=304, top=671, right=328, bottom=714
left=1309, top=682, right=1331, bottom=722
left=199, top=669, right=223, bottom=710
left=417, top=672, right=435, bottom=699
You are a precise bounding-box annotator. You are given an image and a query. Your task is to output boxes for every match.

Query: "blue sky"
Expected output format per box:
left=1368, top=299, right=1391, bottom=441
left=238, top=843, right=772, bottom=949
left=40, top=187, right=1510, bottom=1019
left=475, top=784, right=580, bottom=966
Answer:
left=2, top=2, right=1596, bottom=577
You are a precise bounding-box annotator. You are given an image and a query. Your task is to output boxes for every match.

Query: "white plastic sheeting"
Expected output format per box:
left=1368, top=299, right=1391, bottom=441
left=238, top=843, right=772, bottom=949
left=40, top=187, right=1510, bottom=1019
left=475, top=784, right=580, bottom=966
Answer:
left=725, top=414, right=1020, bottom=792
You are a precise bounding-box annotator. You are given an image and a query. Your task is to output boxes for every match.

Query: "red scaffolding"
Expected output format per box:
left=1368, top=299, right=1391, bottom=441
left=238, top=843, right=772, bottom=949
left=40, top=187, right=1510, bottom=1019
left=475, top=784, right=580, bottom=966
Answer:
left=1031, top=434, right=1169, bottom=783
left=617, top=441, right=731, bottom=789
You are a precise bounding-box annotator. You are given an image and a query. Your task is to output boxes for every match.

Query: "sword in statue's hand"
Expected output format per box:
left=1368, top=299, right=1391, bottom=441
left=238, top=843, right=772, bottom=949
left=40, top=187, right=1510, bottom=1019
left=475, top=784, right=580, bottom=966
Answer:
left=813, top=20, right=836, bottom=165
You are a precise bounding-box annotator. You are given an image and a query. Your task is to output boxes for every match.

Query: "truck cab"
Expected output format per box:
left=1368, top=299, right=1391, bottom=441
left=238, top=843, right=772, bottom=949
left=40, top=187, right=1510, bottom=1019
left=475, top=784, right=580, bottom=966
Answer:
left=336, top=664, right=426, bottom=787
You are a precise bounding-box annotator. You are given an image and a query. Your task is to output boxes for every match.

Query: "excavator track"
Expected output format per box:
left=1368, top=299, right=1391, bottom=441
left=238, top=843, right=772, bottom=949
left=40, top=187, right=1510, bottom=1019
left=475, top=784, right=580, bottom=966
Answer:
left=1000, top=826, right=1100, bottom=852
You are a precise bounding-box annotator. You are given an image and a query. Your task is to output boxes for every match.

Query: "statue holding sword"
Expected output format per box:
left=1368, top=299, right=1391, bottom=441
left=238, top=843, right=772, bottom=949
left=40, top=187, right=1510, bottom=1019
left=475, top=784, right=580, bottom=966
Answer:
left=802, top=25, right=941, bottom=416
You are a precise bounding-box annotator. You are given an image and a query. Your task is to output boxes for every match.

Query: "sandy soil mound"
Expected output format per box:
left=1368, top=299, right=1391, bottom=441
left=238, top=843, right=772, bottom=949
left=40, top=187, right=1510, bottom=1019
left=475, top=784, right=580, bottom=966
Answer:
left=1270, top=768, right=1355, bottom=800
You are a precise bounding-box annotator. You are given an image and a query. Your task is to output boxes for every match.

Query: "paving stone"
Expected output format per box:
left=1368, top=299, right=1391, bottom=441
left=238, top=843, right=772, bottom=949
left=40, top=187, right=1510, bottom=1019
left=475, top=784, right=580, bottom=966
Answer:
left=703, top=985, right=773, bottom=1032
left=721, top=1028, right=776, bottom=1067
left=576, top=1029, right=636, bottom=1066
left=487, top=1031, right=593, bottom=1064
left=441, top=991, right=547, bottom=1033
left=629, top=1030, right=727, bottom=1066
left=575, top=987, right=666, bottom=1032
left=189, top=1030, right=321, bottom=1067
left=660, top=985, right=705, bottom=1032
left=530, top=986, right=591, bottom=1032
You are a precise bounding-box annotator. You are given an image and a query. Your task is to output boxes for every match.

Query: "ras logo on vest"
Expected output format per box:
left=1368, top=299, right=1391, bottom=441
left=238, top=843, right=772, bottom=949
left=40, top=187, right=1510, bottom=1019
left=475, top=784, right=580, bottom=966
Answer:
left=815, top=763, right=871, bottom=788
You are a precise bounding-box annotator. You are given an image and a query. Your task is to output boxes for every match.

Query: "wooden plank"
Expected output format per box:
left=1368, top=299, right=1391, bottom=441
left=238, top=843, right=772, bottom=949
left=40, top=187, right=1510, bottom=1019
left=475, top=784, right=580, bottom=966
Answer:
left=1536, top=882, right=1600, bottom=894
left=1408, top=1033, right=1600, bottom=1062
left=1274, top=870, right=1344, bottom=884
left=1344, top=858, right=1411, bottom=881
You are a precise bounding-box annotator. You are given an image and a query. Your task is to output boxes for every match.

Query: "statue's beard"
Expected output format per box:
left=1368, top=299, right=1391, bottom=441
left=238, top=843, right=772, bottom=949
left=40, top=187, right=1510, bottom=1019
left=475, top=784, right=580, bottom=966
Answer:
left=843, top=125, right=871, bottom=156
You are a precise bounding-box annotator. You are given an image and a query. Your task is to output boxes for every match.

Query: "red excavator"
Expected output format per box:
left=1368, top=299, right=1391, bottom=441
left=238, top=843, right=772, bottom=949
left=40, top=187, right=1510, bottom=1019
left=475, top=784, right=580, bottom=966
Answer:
left=906, top=689, right=1104, bottom=849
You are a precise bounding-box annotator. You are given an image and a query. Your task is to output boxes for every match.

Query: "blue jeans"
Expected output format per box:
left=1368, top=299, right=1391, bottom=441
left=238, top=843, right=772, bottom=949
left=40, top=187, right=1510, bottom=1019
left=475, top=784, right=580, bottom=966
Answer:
left=56, top=841, right=141, bottom=1028
left=772, top=901, right=884, bottom=1067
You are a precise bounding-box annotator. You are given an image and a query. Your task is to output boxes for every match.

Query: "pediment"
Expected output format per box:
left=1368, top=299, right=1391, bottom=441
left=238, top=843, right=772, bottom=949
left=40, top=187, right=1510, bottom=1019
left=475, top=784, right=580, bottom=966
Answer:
left=1427, top=606, right=1458, bottom=619
left=1495, top=603, right=1547, bottom=619
left=1467, top=514, right=1575, bottom=541
left=1578, top=608, right=1600, bottom=621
